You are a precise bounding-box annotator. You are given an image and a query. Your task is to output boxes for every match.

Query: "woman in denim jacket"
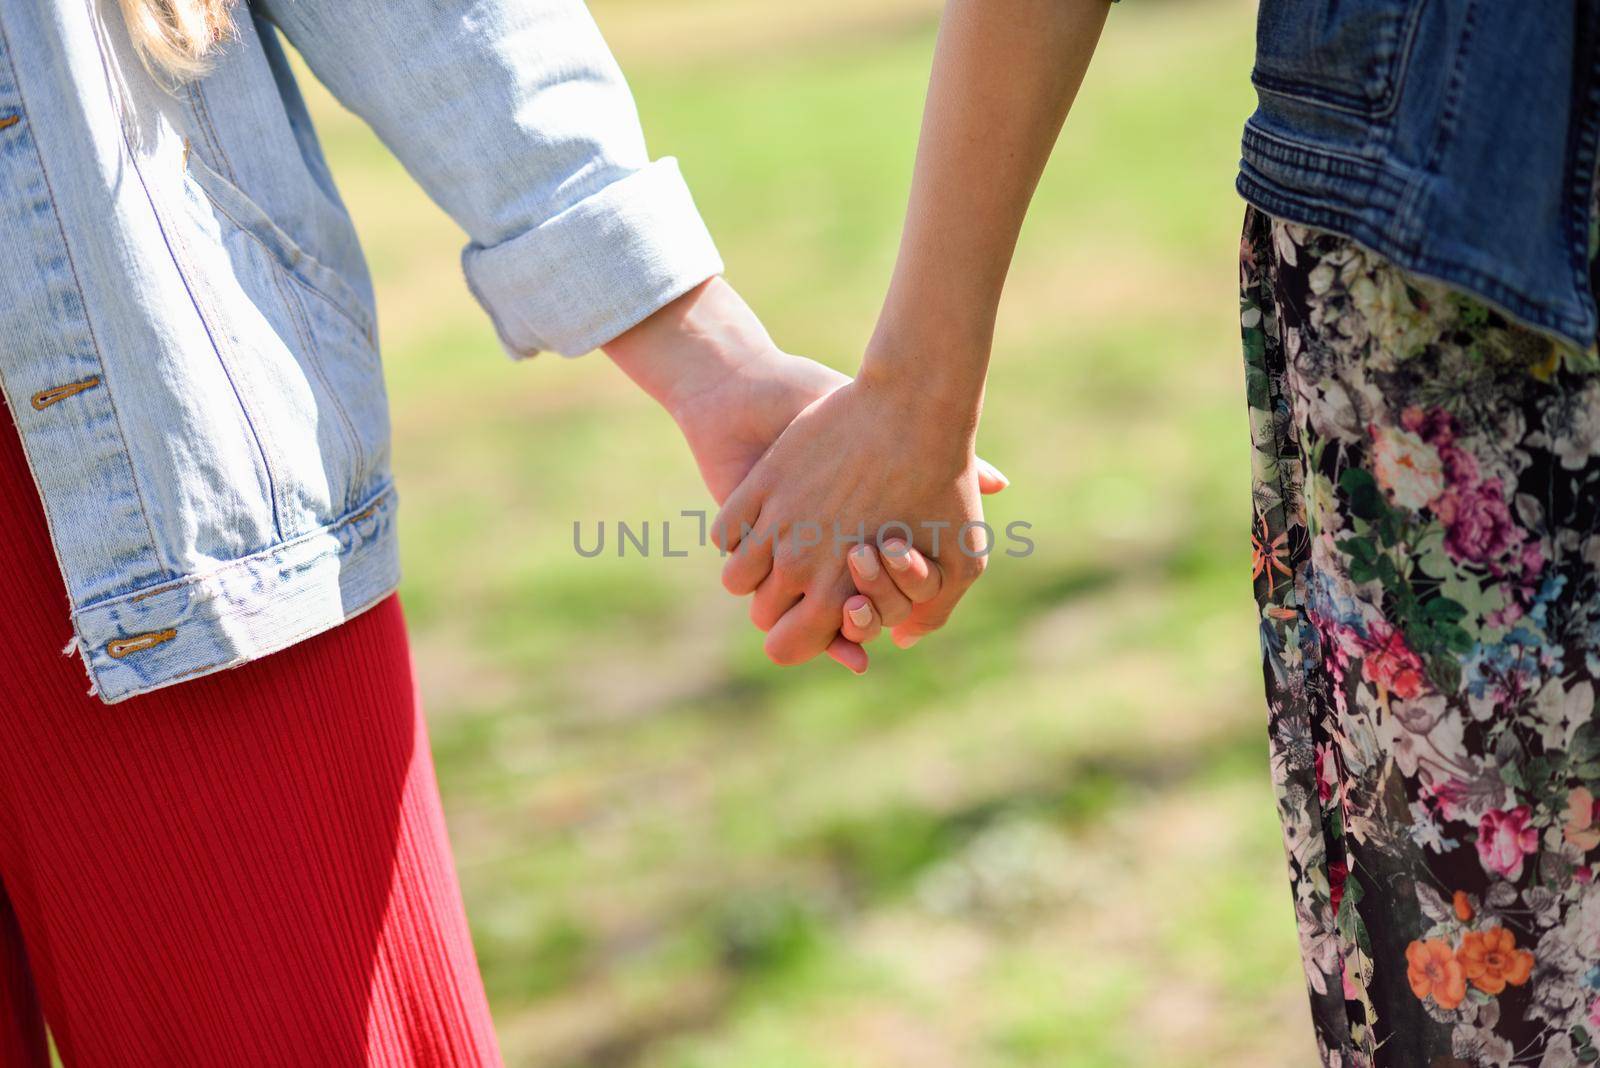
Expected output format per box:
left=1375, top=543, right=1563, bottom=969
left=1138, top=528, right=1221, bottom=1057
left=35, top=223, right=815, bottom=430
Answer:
left=0, top=0, right=1025, bottom=1061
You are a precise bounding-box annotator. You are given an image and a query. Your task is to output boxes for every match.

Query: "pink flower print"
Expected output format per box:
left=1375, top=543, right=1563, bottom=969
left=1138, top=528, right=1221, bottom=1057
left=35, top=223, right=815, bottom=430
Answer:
left=1476, top=806, right=1539, bottom=881
left=1437, top=478, right=1520, bottom=567
left=1316, top=743, right=1336, bottom=804
left=1436, top=442, right=1480, bottom=488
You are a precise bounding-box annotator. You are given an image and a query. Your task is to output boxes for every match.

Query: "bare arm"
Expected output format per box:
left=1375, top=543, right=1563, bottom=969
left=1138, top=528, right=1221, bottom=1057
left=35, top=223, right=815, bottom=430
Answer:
left=862, top=0, right=1109, bottom=406
left=718, top=0, right=1110, bottom=662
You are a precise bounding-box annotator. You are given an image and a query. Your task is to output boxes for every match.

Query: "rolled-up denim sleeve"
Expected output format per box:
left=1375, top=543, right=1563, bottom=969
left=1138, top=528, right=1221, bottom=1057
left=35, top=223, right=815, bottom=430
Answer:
left=256, top=0, right=723, bottom=358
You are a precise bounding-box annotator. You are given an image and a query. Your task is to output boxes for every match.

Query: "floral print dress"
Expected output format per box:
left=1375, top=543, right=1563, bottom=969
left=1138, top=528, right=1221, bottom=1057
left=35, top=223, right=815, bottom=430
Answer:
left=1243, top=193, right=1600, bottom=1067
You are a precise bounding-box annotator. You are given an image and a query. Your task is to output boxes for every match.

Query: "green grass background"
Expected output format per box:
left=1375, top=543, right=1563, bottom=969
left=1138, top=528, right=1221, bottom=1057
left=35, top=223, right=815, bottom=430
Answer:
left=299, top=0, right=1311, bottom=1063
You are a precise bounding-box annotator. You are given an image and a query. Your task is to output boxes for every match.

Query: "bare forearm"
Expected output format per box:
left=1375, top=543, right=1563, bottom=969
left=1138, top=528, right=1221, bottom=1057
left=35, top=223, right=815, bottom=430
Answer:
left=861, top=0, right=1109, bottom=408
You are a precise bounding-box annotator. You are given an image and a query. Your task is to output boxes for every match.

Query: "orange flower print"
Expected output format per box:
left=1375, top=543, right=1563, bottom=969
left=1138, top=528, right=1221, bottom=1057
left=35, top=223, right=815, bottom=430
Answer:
left=1566, top=787, right=1600, bottom=852
left=1452, top=890, right=1473, bottom=922
left=1457, top=927, right=1534, bottom=995
left=1406, top=938, right=1467, bottom=1010
left=1360, top=622, right=1427, bottom=701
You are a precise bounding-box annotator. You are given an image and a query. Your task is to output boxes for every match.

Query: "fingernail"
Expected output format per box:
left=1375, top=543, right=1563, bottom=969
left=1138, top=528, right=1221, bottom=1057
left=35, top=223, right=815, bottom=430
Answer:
left=848, top=600, right=873, bottom=628
left=894, top=633, right=921, bottom=649
left=882, top=539, right=911, bottom=571
left=978, top=458, right=1010, bottom=487
left=850, top=543, right=880, bottom=580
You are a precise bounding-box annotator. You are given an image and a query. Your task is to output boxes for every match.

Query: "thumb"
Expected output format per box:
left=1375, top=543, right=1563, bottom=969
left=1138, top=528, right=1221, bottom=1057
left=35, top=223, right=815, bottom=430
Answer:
left=976, top=456, right=1010, bottom=495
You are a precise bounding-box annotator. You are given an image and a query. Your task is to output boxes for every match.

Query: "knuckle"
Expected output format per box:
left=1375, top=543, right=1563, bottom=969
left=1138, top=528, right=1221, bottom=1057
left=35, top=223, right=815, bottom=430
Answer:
left=764, top=635, right=806, bottom=667
left=952, top=552, right=988, bottom=583
left=799, top=598, right=834, bottom=631
left=879, top=601, right=912, bottom=628
left=771, top=557, right=808, bottom=592
left=721, top=565, right=754, bottom=596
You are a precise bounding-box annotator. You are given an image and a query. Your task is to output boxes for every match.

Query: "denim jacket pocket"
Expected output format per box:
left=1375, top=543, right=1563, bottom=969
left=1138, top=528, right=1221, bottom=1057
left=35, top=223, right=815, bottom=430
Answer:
left=1252, top=0, right=1430, bottom=118
left=182, top=150, right=377, bottom=347
left=177, top=149, right=391, bottom=529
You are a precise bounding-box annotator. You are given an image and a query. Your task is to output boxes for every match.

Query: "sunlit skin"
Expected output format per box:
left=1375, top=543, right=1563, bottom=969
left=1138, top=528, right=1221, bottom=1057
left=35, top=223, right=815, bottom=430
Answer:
left=611, top=0, right=1112, bottom=673
left=740, top=0, right=1112, bottom=663
left=600, top=277, right=1006, bottom=674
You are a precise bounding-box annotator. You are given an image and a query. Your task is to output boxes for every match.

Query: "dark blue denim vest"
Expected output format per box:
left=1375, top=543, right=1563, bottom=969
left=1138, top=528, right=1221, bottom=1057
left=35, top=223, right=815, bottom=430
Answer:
left=1239, top=1, right=1600, bottom=349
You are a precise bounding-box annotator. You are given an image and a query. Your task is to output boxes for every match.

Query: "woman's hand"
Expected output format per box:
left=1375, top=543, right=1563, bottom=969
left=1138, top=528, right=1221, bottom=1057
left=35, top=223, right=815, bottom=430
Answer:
left=838, top=539, right=947, bottom=649
left=606, top=278, right=883, bottom=671
left=711, top=370, right=992, bottom=667
left=602, top=278, right=849, bottom=505
left=604, top=279, right=1003, bottom=672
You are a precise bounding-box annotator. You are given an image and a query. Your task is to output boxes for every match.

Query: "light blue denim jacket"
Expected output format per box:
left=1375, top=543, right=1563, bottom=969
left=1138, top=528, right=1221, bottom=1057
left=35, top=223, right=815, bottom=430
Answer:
left=0, top=0, right=723, bottom=702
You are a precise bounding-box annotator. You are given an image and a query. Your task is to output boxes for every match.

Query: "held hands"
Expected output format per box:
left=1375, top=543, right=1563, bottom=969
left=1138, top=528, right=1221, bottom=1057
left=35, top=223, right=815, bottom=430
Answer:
left=604, top=278, right=998, bottom=674
left=712, top=368, right=1001, bottom=672
left=604, top=0, right=1089, bottom=670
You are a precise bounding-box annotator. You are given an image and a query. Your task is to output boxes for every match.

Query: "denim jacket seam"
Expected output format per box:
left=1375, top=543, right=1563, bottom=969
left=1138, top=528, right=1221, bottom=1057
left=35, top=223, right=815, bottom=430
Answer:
left=1376, top=0, right=1432, bottom=123
left=74, top=480, right=396, bottom=616
left=187, top=168, right=377, bottom=342
left=1241, top=125, right=1414, bottom=222
left=1398, top=0, right=1476, bottom=259
left=76, top=488, right=400, bottom=703
left=83, top=0, right=288, bottom=544
left=1249, top=0, right=1429, bottom=122
left=191, top=82, right=239, bottom=185
left=0, top=8, right=166, bottom=576
left=1564, top=33, right=1600, bottom=339
left=182, top=81, right=232, bottom=184
left=163, top=204, right=289, bottom=541
left=1242, top=121, right=1381, bottom=176
left=1418, top=0, right=1474, bottom=178
left=90, top=577, right=399, bottom=704
left=271, top=262, right=369, bottom=512
left=1250, top=76, right=1381, bottom=119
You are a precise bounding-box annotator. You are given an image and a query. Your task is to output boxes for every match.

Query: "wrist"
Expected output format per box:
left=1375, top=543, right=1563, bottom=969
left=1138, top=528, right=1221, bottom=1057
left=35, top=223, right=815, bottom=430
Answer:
left=602, top=277, right=776, bottom=417
left=858, top=331, right=988, bottom=427
left=855, top=358, right=983, bottom=472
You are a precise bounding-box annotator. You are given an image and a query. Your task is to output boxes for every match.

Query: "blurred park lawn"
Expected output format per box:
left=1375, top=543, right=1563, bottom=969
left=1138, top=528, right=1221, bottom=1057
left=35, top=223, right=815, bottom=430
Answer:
left=299, top=0, right=1312, bottom=1064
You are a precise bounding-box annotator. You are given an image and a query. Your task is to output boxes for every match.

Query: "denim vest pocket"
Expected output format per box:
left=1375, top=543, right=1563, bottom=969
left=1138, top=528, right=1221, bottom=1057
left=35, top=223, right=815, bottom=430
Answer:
left=1252, top=0, right=1429, bottom=117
